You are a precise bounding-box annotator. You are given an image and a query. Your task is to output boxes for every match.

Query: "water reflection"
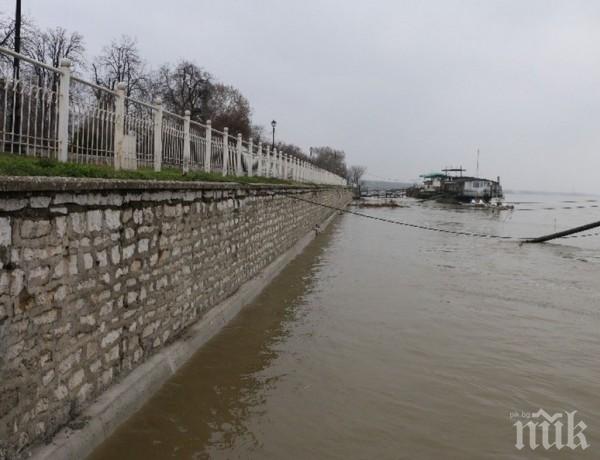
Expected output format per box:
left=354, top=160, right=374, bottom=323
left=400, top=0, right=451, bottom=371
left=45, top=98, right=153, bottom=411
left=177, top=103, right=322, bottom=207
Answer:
left=89, top=222, right=338, bottom=460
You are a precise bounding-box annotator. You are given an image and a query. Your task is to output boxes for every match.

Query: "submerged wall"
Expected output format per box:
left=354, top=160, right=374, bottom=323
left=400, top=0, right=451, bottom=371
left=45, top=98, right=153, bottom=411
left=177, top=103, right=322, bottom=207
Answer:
left=0, top=178, right=351, bottom=459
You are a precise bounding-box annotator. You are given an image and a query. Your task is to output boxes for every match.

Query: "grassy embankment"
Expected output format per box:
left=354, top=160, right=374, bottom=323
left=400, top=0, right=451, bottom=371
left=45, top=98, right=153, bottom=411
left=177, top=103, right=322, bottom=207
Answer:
left=0, top=154, right=294, bottom=185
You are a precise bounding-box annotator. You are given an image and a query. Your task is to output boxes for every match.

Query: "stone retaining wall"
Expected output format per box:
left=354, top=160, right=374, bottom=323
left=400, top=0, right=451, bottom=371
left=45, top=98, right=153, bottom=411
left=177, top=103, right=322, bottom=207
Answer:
left=0, top=178, right=351, bottom=459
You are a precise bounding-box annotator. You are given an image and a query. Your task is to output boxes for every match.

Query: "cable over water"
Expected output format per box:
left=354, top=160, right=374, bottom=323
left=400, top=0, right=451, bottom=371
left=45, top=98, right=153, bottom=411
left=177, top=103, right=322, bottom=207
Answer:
left=287, top=194, right=600, bottom=242
left=288, top=195, right=519, bottom=240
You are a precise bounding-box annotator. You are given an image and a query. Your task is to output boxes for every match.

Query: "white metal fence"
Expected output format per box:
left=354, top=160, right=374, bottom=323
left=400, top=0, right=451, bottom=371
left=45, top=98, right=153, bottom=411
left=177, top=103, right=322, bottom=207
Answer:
left=0, top=46, right=346, bottom=186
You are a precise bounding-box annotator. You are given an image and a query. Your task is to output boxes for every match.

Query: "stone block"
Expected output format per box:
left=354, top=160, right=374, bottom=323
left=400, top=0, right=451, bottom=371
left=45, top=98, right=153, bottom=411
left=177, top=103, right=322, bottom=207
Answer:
left=54, top=385, right=68, bottom=401
left=122, top=244, right=135, bottom=260
left=137, top=239, right=149, bottom=253
left=21, top=220, right=51, bottom=239
left=0, top=217, right=11, bottom=246
left=33, top=309, right=57, bottom=326
left=70, top=213, right=85, bottom=234
left=101, top=329, right=121, bottom=349
left=0, top=198, right=27, bottom=211
left=105, top=209, right=121, bottom=230
left=30, top=196, right=51, bottom=208
left=68, top=369, right=85, bottom=390
left=83, top=253, right=94, bottom=270
left=87, top=210, right=103, bottom=232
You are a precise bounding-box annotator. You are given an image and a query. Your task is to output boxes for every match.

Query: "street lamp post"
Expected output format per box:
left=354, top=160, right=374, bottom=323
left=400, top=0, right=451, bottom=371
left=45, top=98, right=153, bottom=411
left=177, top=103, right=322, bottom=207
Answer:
left=14, top=0, right=21, bottom=79
left=271, top=120, right=276, bottom=149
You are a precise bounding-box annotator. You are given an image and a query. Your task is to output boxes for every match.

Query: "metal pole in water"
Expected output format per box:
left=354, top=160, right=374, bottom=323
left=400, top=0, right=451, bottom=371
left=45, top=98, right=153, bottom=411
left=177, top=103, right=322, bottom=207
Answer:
left=523, top=220, right=600, bottom=244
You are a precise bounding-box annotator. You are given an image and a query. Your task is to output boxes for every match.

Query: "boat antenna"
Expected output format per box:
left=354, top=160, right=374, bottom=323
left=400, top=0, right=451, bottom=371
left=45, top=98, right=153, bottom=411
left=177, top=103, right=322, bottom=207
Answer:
left=476, top=148, right=480, bottom=178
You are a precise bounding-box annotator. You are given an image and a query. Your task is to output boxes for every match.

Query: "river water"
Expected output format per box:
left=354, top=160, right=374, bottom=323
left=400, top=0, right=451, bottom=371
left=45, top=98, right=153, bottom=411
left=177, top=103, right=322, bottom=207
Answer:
left=90, top=194, right=600, bottom=459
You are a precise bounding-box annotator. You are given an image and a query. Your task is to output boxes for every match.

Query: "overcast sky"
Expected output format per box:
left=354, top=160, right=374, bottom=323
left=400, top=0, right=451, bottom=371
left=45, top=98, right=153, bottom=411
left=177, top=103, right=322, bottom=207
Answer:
left=13, top=0, right=600, bottom=192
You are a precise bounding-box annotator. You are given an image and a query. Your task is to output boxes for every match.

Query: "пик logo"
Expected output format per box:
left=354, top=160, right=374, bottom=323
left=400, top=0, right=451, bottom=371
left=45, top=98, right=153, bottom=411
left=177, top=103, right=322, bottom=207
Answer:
left=512, top=409, right=589, bottom=451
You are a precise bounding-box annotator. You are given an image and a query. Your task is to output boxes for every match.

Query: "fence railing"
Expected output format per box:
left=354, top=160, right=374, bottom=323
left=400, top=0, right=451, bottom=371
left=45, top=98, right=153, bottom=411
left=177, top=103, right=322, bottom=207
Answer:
left=0, top=46, right=346, bottom=186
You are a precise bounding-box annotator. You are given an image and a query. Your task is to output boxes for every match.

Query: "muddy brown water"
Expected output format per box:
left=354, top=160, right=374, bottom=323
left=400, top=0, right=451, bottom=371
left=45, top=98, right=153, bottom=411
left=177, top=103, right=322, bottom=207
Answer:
left=89, top=194, right=600, bottom=459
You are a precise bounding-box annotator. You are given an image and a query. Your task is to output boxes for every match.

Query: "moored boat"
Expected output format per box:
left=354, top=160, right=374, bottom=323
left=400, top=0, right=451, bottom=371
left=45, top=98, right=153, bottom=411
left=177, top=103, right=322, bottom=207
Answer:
left=407, top=167, right=505, bottom=205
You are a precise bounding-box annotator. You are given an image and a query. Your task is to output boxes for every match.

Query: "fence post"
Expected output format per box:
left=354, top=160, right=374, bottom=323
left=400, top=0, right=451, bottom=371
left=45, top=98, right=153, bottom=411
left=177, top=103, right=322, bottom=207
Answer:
left=113, top=82, right=126, bottom=170
left=222, top=127, right=229, bottom=176
left=265, top=145, right=271, bottom=177
left=183, top=110, right=191, bottom=174
left=283, top=154, right=288, bottom=180
left=248, top=138, right=254, bottom=176
left=57, top=59, right=71, bottom=162
left=277, top=151, right=282, bottom=178
left=278, top=150, right=283, bottom=178
left=204, top=120, right=212, bottom=172
left=236, top=133, right=243, bottom=176
left=257, top=141, right=263, bottom=177
left=153, top=98, right=163, bottom=172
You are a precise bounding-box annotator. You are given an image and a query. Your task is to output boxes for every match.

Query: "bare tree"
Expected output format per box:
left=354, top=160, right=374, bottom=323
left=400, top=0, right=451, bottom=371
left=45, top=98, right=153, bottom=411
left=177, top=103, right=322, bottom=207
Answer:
left=311, top=146, right=348, bottom=177
left=28, top=27, right=85, bottom=70
left=0, top=12, right=36, bottom=71
left=152, top=60, right=212, bottom=118
left=206, top=83, right=252, bottom=137
left=250, top=124, right=266, bottom=143
left=275, top=141, right=309, bottom=161
left=0, top=12, right=16, bottom=47
left=92, top=35, right=147, bottom=98
left=25, top=27, right=85, bottom=89
left=347, top=165, right=367, bottom=187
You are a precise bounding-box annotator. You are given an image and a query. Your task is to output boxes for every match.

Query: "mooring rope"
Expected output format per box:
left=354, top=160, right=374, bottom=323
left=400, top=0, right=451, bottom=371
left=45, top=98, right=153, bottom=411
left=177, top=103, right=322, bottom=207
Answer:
left=288, top=195, right=519, bottom=240
left=287, top=194, right=600, bottom=242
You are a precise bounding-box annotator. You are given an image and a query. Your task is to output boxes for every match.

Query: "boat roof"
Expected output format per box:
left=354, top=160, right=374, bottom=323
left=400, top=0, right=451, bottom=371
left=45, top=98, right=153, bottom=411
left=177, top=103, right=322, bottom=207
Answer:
left=452, top=176, right=497, bottom=183
left=419, top=172, right=447, bottom=179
